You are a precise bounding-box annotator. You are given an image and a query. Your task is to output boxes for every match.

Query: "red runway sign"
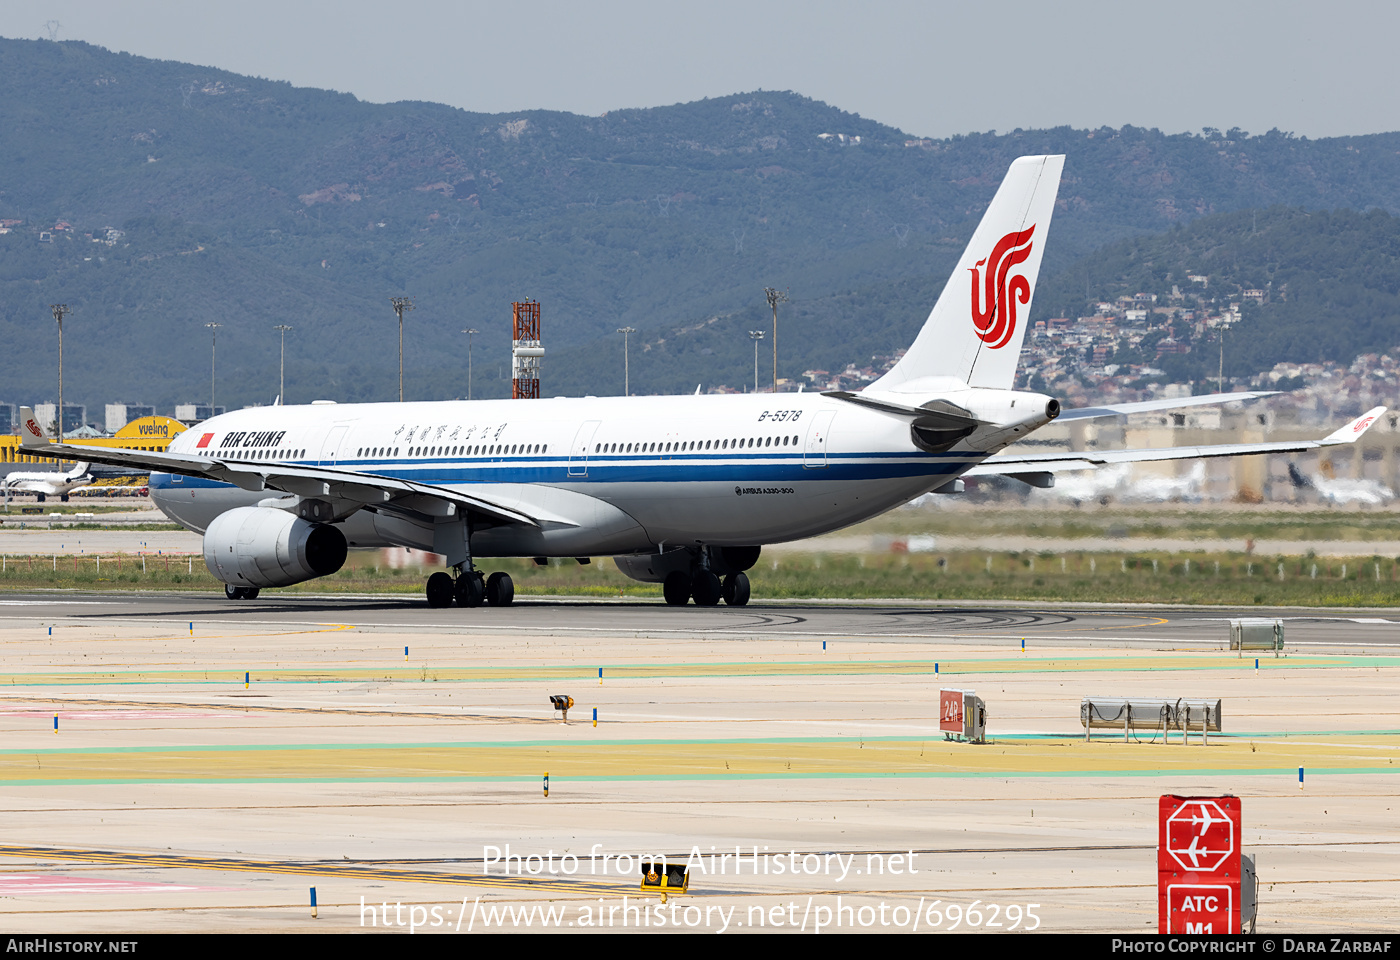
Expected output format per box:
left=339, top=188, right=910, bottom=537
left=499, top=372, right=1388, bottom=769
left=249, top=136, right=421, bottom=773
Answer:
left=1158, top=795, right=1241, bottom=934
left=939, top=689, right=963, bottom=733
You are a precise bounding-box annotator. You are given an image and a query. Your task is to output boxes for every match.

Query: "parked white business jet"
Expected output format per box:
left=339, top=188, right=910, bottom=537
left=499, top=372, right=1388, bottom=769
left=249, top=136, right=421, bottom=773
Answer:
left=1, top=460, right=93, bottom=502
left=16, top=155, right=1385, bottom=607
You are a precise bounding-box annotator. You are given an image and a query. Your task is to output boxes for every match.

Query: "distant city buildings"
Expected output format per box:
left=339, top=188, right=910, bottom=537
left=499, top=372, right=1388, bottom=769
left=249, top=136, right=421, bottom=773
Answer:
left=105, top=403, right=155, bottom=433
left=174, top=404, right=225, bottom=423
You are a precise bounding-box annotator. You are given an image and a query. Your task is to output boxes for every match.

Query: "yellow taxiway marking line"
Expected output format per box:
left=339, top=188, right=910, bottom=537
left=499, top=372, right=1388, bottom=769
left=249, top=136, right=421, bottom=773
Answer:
left=2, top=735, right=1397, bottom=782
left=0, top=844, right=628, bottom=894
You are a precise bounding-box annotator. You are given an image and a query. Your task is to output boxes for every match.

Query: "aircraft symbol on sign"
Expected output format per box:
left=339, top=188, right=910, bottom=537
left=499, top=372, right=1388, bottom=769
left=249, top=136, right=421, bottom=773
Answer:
left=1179, top=835, right=1213, bottom=869
left=1188, top=806, right=1231, bottom=836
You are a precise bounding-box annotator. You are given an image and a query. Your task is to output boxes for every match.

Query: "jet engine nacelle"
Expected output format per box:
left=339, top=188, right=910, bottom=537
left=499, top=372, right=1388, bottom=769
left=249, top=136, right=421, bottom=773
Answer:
left=613, top=545, right=760, bottom=583
left=203, top=506, right=348, bottom=588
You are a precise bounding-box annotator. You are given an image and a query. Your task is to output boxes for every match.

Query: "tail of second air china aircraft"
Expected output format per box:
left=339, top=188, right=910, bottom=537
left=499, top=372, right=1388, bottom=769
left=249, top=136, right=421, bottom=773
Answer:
left=867, top=154, right=1064, bottom=394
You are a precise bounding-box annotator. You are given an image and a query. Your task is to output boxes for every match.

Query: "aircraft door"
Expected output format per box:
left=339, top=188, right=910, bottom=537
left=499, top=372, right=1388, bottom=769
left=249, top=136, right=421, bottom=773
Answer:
left=568, top=420, right=601, bottom=477
left=318, top=425, right=349, bottom=466
left=803, top=411, right=836, bottom=468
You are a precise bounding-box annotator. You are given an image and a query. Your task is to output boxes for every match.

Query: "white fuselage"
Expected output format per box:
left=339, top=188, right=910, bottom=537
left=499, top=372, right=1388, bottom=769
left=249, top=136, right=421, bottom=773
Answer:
left=151, top=391, right=1036, bottom=557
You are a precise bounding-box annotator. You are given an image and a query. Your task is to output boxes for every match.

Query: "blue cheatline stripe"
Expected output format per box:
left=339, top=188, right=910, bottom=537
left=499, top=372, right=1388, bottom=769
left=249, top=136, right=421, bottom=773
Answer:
left=150, top=454, right=985, bottom=491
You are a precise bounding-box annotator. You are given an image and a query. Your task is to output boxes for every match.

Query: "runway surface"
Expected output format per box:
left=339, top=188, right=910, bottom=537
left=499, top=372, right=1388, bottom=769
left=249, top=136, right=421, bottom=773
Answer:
left=4, top=589, right=1400, bottom=648
left=0, top=591, right=1395, bottom=934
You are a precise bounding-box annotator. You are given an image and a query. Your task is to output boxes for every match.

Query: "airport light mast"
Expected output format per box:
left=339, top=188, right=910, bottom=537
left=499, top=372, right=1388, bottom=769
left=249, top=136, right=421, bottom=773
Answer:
left=274, top=324, right=292, bottom=405
left=1216, top=316, right=1236, bottom=395
left=764, top=287, right=788, bottom=393
left=205, top=322, right=222, bottom=417
left=462, top=328, right=478, bottom=400
left=748, top=330, right=765, bottom=394
left=50, top=304, right=70, bottom=441
left=390, top=296, right=414, bottom=402
left=617, top=326, right=636, bottom=396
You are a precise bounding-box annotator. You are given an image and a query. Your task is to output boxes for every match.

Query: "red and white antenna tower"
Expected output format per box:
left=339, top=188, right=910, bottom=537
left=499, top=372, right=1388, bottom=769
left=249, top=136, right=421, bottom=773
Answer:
left=511, top=300, right=542, bottom=399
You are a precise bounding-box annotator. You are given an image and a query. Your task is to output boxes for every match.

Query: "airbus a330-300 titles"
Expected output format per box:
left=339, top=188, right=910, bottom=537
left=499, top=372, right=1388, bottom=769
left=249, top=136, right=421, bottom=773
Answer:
left=17, top=155, right=1385, bottom=607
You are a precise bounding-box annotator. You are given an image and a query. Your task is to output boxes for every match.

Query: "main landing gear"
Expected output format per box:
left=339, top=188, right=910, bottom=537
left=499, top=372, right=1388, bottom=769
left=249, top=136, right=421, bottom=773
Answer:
left=224, top=583, right=260, bottom=600
left=663, top=570, right=749, bottom=607
left=425, top=569, right=514, bottom=608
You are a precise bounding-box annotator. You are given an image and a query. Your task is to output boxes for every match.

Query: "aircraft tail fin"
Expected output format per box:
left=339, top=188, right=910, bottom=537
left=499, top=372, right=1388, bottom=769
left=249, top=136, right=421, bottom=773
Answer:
left=1321, top=406, right=1386, bottom=445
left=16, top=407, right=47, bottom=448
left=868, top=154, right=1064, bottom=394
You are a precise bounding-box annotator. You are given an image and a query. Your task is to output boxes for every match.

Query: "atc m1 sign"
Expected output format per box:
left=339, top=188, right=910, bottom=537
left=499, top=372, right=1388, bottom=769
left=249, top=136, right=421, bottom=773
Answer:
left=1158, top=795, right=1241, bottom=934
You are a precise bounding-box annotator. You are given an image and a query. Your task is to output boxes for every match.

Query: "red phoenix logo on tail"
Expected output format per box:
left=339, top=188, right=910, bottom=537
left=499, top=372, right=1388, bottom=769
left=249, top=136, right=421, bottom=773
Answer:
left=970, top=225, right=1036, bottom=349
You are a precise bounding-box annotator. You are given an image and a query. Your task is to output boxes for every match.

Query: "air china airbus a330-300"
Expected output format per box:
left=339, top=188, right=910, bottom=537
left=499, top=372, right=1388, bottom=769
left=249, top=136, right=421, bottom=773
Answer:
left=17, top=155, right=1385, bottom=607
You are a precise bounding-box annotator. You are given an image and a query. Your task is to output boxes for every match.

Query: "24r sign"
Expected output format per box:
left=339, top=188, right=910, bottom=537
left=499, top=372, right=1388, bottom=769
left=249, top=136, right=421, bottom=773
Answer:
left=1158, top=795, right=1241, bottom=934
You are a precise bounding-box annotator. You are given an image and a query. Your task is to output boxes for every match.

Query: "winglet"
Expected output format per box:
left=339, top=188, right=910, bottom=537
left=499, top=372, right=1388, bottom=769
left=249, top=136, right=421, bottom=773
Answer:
left=1321, top=406, right=1387, bottom=445
left=16, top=406, right=48, bottom=448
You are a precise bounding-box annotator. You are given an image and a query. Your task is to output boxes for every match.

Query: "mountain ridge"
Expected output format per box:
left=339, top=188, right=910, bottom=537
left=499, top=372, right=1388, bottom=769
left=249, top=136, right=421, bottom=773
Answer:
left=3, top=37, right=1400, bottom=409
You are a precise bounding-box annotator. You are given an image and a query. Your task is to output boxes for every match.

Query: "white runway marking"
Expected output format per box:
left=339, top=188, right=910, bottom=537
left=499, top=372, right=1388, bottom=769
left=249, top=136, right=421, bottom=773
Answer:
left=0, top=874, right=218, bottom=895
left=0, top=600, right=129, bottom=606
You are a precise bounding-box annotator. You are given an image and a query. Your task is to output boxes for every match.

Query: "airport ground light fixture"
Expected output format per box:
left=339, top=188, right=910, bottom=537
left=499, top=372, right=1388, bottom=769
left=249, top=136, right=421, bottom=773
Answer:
left=640, top=861, right=689, bottom=903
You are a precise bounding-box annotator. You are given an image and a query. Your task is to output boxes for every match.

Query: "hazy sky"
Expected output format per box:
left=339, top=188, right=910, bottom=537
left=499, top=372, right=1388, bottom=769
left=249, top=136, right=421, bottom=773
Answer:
left=2, top=0, right=1398, bottom=139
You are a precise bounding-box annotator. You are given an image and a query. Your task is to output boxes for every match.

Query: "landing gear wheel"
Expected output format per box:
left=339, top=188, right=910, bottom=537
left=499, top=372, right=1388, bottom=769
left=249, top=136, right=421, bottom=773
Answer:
left=663, top=571, right=691, bottom=606
left=486, top=571, right=515, bottom=606
left=691, top=570, right=722, bottom=607
left=426, top=571, right=455, bottom=608
left=722, top=572, right=750, bottom=606
left=455, top=572, right=485, bottom=607
left=224, top=583, right=259, bottom=600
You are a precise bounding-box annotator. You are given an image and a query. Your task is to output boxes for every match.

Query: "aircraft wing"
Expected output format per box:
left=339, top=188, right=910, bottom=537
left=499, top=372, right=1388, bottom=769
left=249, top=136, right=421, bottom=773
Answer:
left=1056, top=390, right=1277, bottom=421
left=15, top=407, right=538, bottom=527
left=965, top=407, right=1387, bottom=479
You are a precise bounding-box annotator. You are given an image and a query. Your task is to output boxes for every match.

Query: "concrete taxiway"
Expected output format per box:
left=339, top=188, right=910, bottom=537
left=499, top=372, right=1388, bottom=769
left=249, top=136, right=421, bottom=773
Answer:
left=0, top=592, right=1395, bottom=934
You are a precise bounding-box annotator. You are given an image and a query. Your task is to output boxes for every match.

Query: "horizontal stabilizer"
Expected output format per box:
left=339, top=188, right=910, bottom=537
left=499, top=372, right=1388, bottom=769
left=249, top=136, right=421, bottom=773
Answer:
left=822, top=391, right=986, bottom=430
